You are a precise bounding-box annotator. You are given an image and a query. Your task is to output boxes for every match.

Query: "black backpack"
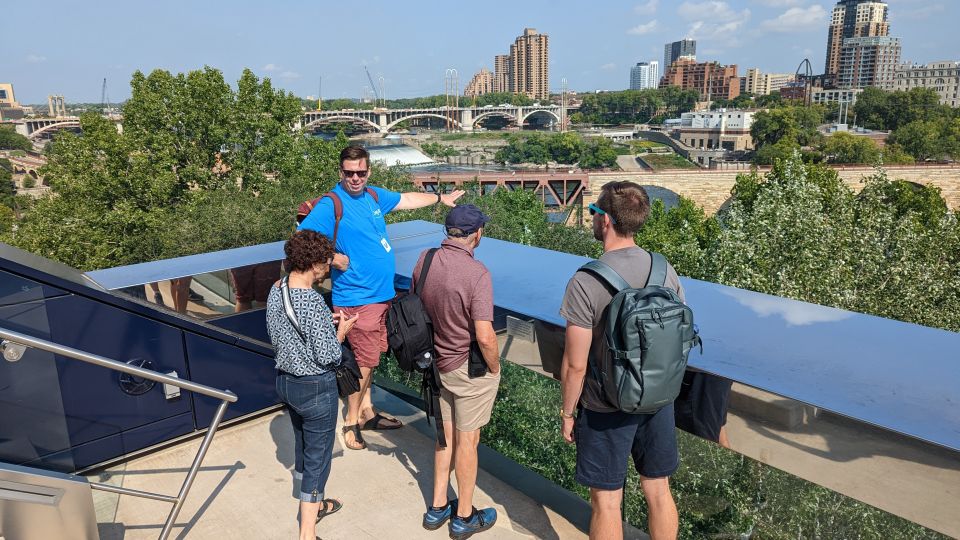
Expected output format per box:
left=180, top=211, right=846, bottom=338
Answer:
left=387, top=248, right=439, bottom=372
left=386, top=248, right=448, bottom=448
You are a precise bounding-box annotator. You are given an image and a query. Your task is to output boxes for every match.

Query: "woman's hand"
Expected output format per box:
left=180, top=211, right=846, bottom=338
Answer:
left=335, top=311, right=359, bottom=343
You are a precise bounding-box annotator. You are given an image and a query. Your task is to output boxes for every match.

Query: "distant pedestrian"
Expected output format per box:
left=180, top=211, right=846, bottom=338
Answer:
left=414, top=205, right=501, bottom=539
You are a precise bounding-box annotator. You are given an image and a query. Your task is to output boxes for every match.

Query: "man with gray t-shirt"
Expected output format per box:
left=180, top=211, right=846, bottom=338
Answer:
left=559, top=181, right=683, bottom=540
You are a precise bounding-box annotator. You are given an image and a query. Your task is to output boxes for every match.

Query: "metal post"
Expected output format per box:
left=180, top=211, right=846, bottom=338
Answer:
left=158, top=399, right=230, bottom=540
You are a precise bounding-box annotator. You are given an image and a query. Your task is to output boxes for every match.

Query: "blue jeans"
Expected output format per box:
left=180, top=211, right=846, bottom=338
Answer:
left=276, top=371, right=338, bottom=502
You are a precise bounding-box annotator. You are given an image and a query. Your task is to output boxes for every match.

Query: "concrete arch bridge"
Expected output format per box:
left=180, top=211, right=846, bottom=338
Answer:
left=300, top=105, right=563, bottom=134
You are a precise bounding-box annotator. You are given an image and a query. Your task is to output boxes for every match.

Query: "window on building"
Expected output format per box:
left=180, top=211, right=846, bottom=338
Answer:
left=0, top=90, right=7, bottom=100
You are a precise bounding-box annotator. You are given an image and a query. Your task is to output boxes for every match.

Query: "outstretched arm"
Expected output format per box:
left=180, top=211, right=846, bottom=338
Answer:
left=394, top=189, right=465, bottom=211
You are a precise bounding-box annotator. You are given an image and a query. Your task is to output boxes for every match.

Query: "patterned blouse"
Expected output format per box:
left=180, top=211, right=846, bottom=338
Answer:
left=265, top=285, right=342, bottom=376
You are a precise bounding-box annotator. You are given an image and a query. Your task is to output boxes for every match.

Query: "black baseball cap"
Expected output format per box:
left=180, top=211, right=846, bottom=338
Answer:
left=445, top=204, right=490, bottom=236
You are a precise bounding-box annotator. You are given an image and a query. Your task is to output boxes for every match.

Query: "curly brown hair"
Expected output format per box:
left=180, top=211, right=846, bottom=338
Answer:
left=284, top=230, right=334, bottom=273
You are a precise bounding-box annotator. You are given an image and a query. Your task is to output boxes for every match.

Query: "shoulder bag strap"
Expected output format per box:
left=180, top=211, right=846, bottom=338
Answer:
left=365, top=186, right=379, bottom=203
left=280, top=276, right=307, bottom=344
left=412, top=248, right=439, bottom=294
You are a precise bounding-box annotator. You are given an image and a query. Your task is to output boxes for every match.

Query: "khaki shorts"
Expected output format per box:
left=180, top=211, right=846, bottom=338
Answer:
left=333, top=302, right=390, bottom=369
left=439, top=361, right=500, bottom=432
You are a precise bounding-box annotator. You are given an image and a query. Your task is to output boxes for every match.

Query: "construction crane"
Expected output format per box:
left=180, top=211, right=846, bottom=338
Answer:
left=364, top=66, right=383, bottom=107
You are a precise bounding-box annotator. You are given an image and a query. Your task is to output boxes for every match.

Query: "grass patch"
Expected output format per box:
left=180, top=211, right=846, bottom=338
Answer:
left=375, top=357, right=945, bottom=539
left=630, top=140, right=668, bottom=152
left=639, top=152, right=698, bottom=170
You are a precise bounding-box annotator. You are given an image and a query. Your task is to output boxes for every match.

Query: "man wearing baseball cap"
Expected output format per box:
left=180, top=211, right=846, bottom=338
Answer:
left=412, top=204, right=501, bottom=539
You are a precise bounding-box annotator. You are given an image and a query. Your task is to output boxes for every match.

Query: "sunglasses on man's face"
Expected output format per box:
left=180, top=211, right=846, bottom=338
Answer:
left=341, top=169, right=369, bottom=178
left=588, top=203, right=616, bottom=224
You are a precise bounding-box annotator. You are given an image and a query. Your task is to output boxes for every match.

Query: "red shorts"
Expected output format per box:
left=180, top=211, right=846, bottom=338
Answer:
left=333, top=302, right=390, bottom=369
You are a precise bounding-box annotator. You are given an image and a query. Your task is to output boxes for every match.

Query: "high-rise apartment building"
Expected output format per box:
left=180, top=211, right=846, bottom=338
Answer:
left=824, top=1, right=889, bottom=77
left=493, top=54, right=510, bottom=94
left=837, top=36, right=901, bottom=89
left=892, top=61, right=960, bottom=107
left=630, top=61, right=660, bottom=90
left=660, top=57, right=740, bottom=100
left=663, top=39, right=696, bottom=71
left=508, top=28, right=549, bottom=100
left=465, top=68, right=494, bottom=97
left=743, top=68, right=795, bottom=95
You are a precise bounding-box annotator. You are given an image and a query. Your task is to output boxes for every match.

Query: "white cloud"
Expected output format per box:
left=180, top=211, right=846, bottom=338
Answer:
left=600, top=63, right=617, bottom=71
left=25, top=54, right=47, bottom=63
left=677, top=1, right=748, bottom=21
left=279, top=71, right=301, bottom=79
left=752, top=0, right=802, bottom=6
left=760, top=5, right=827, bottom=32
left=677, top=1, right=751, bottom=45
left=263, top=63, right=279, bottom=72
left=634, top=0, right=659, bottom=15
left=628, top=20, right=659, bottom=35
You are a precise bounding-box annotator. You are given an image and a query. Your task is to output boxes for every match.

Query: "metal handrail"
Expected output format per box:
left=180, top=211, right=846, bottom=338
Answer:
left=0, top=326, right=237, bottom=540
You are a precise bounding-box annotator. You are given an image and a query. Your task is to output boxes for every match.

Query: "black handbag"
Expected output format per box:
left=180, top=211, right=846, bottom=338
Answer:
left=335, top=341, right=362, bottom=398
left=280, top=277, right=361, bottom=398
left=468, top=341, right=488, bottom=378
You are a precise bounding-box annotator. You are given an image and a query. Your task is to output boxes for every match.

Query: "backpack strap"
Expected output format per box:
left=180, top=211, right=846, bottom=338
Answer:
left=412, top=248, right=439, bottom=294
left=579, top=260, right=632, bottom=293
left=647, top=252, right=668, bottom=287
left=365, top=186, right=379, bottom=203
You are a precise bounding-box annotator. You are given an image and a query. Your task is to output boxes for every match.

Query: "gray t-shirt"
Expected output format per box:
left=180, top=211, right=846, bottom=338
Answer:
left=559, top=246, right=685, bottom=413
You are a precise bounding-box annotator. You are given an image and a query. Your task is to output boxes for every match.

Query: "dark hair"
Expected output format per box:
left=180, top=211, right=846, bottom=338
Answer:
left=339, top=145, right=370, bottom=169
left=284, top=230, right=334, bottom=273
left=596, top=181, right=651, bottom=235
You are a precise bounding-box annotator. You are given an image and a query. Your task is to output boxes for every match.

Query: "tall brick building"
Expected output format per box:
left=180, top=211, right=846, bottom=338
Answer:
left=659, top=58, right=740, bottom=100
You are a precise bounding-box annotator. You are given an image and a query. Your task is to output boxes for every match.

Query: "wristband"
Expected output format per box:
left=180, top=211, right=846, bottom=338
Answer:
left=559, top=408, right=575, bottom=419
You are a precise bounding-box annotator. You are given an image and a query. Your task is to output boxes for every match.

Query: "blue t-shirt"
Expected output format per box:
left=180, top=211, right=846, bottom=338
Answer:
left=298, top=183, right=402, bottom=307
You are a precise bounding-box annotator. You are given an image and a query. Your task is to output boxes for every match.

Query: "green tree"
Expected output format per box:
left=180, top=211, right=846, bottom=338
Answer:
left=578, top=137, right=618, bottom=169
left=0, top=126, right=32, bottom=151
left=820, top=132, right=881, bottom=164
left=635, top=197, right=720, bottom=280
left=0, top=158, right=14, bottom=209
left=546, top=132, right=584, bottom=164
left=890, top=120, right=946, bottom=161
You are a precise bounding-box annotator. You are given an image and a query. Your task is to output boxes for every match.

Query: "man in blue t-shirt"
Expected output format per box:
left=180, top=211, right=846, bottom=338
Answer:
left=299, top=145, right=463, bottom=450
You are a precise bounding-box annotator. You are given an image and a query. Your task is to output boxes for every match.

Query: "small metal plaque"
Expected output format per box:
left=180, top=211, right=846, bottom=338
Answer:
left=506, top=316, right=536, bottom=343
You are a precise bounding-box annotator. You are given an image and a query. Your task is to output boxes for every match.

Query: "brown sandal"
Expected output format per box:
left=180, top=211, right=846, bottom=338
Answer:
left=341, top=424, right=366, bottom=450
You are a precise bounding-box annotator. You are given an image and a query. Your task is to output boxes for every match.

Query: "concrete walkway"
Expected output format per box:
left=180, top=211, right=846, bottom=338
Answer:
left=91, top=387, right=586, bottom=540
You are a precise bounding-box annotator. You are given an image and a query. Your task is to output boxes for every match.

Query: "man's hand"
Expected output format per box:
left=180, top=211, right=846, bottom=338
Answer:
left=561, top=416, right=575, bottom=444
left=440, top=190, right=465, bottom=207
left=332, top=253, right=349, bottom=271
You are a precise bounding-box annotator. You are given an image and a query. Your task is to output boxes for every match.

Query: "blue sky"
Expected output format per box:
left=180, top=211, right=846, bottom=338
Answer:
left=2, top=0, right=957, bottom=104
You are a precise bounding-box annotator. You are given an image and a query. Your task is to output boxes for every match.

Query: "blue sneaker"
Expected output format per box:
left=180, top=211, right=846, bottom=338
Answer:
left=448, top=507, right=497, bottom=540
left=422, top=499, right=458, bottom=530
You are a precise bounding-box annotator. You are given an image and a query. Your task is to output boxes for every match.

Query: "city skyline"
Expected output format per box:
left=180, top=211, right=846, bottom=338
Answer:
left=2, top=0, right=957, bottom=104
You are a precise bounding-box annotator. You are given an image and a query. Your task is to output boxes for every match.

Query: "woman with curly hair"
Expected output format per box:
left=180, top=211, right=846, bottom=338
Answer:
left=266, top=229, right=358, bottom=540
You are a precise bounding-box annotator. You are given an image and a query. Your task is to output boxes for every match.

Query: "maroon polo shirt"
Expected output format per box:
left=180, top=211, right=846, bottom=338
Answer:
left=412, top=238, right=494, bottom=373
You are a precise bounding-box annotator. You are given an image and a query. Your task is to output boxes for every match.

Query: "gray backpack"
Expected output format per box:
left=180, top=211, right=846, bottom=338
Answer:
left=580, top=252, right=702, bottom=414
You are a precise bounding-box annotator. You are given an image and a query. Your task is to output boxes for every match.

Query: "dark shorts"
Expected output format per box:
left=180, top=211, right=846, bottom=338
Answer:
left=674, top=371, right=733, bottom=443
left=575, top=404, right=679, bottom=490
